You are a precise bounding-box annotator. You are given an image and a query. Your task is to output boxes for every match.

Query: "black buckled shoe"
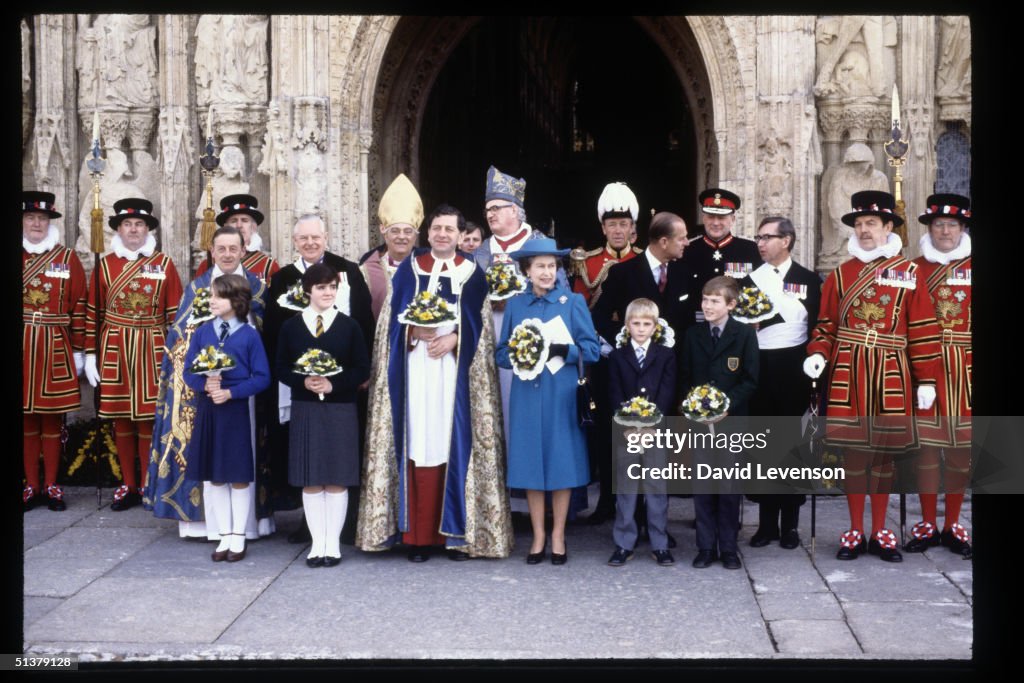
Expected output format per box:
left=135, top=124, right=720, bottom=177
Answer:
left=779, top=529, right=801, bottom=550
left=904, top=521, right=940, bottom=553
left=652, top=549, right=675, bottom=566
left=407, top=548, right=430, bottom=563
left=607, top=547, right=634, bottom=567
left=110, top=485, right=141, bottom=511
left=692, top=550, right=717, bottom=568
left=46, top=484, right=67, bottom=512
left=941, top=524, right=973, bottom=559
left=749, top=527, right=780, bottom=548
left=868, top=529, right=902, bottom=563
left=836, top=530, right=865, bottom=560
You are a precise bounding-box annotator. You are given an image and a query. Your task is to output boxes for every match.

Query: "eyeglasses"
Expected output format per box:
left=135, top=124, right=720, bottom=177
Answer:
left=753, top=234, right=785, bottom=243
left=485, top=203, right=516, bottom=215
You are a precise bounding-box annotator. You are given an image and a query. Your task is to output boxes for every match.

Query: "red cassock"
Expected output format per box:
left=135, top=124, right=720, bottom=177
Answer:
left=808, top=255, right=942, bottom=452
left=195, top=250, right=280, bottom=284
left=913, top=255, right=971, bottom=447
left=85, top=252, right=183, bottom=420
left=23, top=246, right=87, bottom=413
left=571, top=245, right=642, bottom=308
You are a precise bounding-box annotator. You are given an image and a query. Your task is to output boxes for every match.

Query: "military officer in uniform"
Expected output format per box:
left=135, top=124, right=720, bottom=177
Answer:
left=904, top=193, right=973, bottom=559
left=84, top=198, right=184, bottom=511
left=804, top=190, right=941, bottom=563
left=685, top=188, right=762, bottom=323
left=196, top=194, right=280, bottom=284
left=569, top=182, right=643, bottom=524
left=22, top=191, right=87, bottom=511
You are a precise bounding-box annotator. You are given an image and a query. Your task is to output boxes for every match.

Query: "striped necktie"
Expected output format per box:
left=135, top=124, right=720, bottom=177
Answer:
left=636, top=345, right=645, bottom=368
left=315, top=314, right=324, bottom=338
left=218, top=321, right=230, bottom=343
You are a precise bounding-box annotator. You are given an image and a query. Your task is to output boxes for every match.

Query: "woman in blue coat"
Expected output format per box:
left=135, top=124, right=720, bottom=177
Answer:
left=496, top=238, right=600, bottom=565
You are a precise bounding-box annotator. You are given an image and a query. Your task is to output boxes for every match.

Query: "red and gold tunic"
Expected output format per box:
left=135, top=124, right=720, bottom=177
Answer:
left=808, top=255, right=942, bottom=451
left=571, top=244, right=642, bottom=308
left=913, top=255, right=971, bottom=447
left=23, top=245, right=87, bottom=413
left=85, top=252, right=183, bottom=420
left=195, top=250, right=280, bottom=284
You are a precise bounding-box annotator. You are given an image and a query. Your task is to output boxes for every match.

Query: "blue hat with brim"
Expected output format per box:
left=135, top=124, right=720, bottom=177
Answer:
left=508, top=237, right=570, bottom=261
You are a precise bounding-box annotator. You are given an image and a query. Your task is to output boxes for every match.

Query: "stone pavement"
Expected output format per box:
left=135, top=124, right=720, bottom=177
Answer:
left=22, top=486, right=972, bottom=662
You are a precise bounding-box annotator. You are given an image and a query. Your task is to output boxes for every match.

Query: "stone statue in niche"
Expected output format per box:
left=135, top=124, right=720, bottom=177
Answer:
left=757, top=134, right=793, bottom=216
left=191, top=145, right=250, bottom=264
left=936, top=16, right=971, bottom=99
left=76, top=14, right=158, bottom=109
left=75, top=148, right=149, bottom=263
left=814, top=16, right=896, bottom=99
left=258, top=99, right=289, bottom=176
left=820, top=143, right=889, bottom=259
left=294, top=145, right=326, bottom=215
left=195, top=15, right=269, bottom=106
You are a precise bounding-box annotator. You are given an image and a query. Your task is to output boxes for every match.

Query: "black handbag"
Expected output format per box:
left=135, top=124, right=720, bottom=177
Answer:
left=576, top=354, right=596, bottom=428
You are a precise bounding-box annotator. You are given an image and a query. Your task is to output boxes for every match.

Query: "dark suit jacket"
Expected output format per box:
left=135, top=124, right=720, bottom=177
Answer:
left=608, top=342, right=678, bottom=416
left=264, top=251, right=374, bottom=381
left=680, top=316, right=759, bottom=417
left=591, top=253, right=693, bottom=349
left=740, top=260, right=822, bottom=340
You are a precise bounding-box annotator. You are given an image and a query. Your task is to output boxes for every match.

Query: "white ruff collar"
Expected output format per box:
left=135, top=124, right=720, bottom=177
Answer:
left=919, top=232, right=971, bottom=265
left=23, top=225, right=60, bottom=254
left=112, top=233, right=157, bottom=260
left=847, top=231, right=902, bottom=262
left=247, top=232, right=264, bottom=253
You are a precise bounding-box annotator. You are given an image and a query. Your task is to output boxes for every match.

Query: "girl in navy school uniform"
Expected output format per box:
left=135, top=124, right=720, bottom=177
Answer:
left=183, top=274, right=271, bottom=563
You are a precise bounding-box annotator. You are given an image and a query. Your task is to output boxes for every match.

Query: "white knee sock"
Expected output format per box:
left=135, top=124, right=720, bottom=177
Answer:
left=324, top=490, right=348, bottom=559
left=208, top=484, right=232, bottom=553
left=229, top=486, right=251, bottom=553
left=303, top=491, right=327, bottom=559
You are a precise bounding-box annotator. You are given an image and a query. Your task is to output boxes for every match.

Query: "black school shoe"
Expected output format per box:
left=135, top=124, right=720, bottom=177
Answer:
left=607, top=547, right=634, bottom=567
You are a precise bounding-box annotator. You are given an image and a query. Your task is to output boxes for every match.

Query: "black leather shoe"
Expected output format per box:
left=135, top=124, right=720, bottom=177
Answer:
left=110, top=490, right=141, bottom=511
left=940, top=526, right=972, bottom=559
left=607, top=547, right=634, bottom=567
left=836, top=530, right=865, bottom=560
left=407, top=548, right=430, bottom=563
left=667, top=532, right=678, bottom=549
left=904, top=521, right=940, bottom=553
left=749, top=527, right=780, bottom=548
left=692, top=550, right=717, bottom=568
left=720, top=551, right=742, bottom=570
left=47, top=496, right=67, bottom=512
left=868, top=538, right=903, bottom=563
left=306, top=556, right=325, bottom=568
left=446, top=549, right=470, bottom=562
left=288, top=525, right=312, bottom=544
left=779, top=529, right=801, bottom=550
left=322, top=556, right=341, bottom=567
left=652, top=549, right=675, bottom=566
left=550, top=551, right=567, bottom=565
left=525, top=550, right=546, bottom=565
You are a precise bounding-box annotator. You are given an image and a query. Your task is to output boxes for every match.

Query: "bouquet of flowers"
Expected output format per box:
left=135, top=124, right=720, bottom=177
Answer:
left=613, top=395, right=664, bottom=428
left=292, top=348, right=343, bottom=401
left=507, top=318, right=550, bottom=381
left=187, top=287, right=213, bottom=326
left=680, top=383, right=730, bottom=423
left=615, top=318, right=676, bottom=349
left=733, top=286, right=775, bottom=324
left=277, top=281, right=310, bottom=311
left=397, top=290, right=458, bottom=327
left=485, top=263, right=527, bottom=301
left=188, top=345, right=237, bottom=376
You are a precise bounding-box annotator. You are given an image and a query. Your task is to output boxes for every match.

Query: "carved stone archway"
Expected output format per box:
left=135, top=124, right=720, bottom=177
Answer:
left=361, top=16, right=751, bottom=243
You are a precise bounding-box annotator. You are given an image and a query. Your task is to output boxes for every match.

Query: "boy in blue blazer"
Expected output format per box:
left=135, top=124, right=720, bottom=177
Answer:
left=607, top=299, right=678, bottom=566
left=680, top=276, right=759, bottom=569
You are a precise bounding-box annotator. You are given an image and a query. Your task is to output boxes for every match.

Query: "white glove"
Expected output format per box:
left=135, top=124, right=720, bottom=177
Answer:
left=73, top=351, right=85, bottom=377
left=84, top=354, right=100, bottom=387
left=803, top=353, right=826, bottom=379
left=917, top=385, right=937, bottom=410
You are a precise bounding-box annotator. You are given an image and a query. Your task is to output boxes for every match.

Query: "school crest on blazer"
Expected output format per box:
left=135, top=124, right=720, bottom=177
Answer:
left=727, top=356, right=740, bottom=372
